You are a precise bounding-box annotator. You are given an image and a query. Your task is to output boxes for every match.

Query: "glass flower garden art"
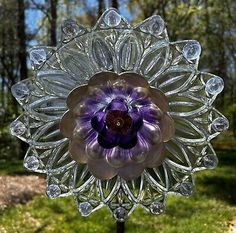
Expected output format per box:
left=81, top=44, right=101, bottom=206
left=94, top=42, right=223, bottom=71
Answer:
left=10, top=8, right=229, bottom=224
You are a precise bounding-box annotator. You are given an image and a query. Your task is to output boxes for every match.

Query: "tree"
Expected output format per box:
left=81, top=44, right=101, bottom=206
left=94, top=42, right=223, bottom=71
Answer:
left=110, top=0, right=118, bottom=9
left=98, top=0, right=105, bottom=17
left=127, top=0, right=236, bottom=135
left=49, top=0, right=58, bottom=46
left=17, top=0, right=28, bottom=81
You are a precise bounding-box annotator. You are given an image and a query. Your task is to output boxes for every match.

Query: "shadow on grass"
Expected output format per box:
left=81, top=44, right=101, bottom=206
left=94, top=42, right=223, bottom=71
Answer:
left=196, top=150, right=236, bottom=205
left=0, top=151, right=235, bottom=206
left=0, top=160, right=31, bottom=176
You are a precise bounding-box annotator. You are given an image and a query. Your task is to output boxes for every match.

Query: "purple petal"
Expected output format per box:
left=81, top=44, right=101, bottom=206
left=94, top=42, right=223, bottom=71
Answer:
left=102, top=84, right=114, bottom=96
left=125, top=85, right=133, bottom=96
left=106, top=99, right=128, bottom=112
left=98, top=129, right=118, bottom=149
left=86, top=136, right=105, bottom=160
left=91, top=111, right=106, bottom=133
left=130, top=136, right=149, bottom=163
left=130, top=87, right=149, bottom=100
left=85, top=129, right=98, bottom=144
left=118, top=133, right=137, bottom=149
left=139, top=121, right=162, bottom=145
left=73, top=101, right=97, bottom=117
left=129, top=109, right=143, bottom=131
left=139, top=104, right=163, bottom=124
left=131, top=98, right=151, bottom=107
left=106, top=147, right=130, bottom=168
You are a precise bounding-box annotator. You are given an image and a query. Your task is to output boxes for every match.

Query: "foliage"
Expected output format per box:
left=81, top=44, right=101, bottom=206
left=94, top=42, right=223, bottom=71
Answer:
left=0, top=127, right=22, bottom=161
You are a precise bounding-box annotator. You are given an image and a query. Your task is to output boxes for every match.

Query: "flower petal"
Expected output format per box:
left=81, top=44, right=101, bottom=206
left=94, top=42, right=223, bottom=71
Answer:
left=170, top=116, right=205, bottom=145
left=130, top=141, right=148, bottom=163
left=160, top=114, right=175, bottom=142
left=117, top=162, right=144, bottom=180
left=106, top=99, right=128, bottom=112
left=28, top=96, right=67, bottom=122
left=98, top=129, right=118, bottom=149
left=144, top=143, right=165, bottom=167
left=139, top=121, right=162, bottom=145
left=140, top=43, right=169, bottom=82
left=156, top=68, right=196, bottom=97
left=60, top=111, right=75, bottom=138
left=73, top=122, right=93, bottom=142
left=91, top=111, right=106, bottom=133
left=87, top=159, right=117, bottom=180
left=149, top=87, right=169, bottom=112
left=106, top=147, right=130, bottom=168
left=88, top=72, right=118, bottom=87
left=118, top=134, right=138, bottom=149
left=69, top=139, right=87, bottom=163
left=86, top=136, right=105, bottom=160
left=139, top=104, right=163, bottom=124
left=130, top=87, right=149, bottom=101
left=37, top=70, right=76, bottom=98
left=120, top=73, right=149, bottom=88
left=129, top=109, right=143, bottom=131
left=58, top=42, right=93, bottom=79
left=135, top=15, right=166, bottom=37
left=66, top=85, right=88, bottom=110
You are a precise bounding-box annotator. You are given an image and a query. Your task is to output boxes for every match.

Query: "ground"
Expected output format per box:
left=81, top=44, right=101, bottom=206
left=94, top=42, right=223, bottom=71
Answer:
left=0, top=150, right=235, bottom=233
left=0, top=176, right=45, bottom=210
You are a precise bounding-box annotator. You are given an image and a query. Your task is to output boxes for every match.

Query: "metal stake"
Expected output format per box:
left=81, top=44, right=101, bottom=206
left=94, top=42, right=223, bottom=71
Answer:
left=116, top=221, right=125, bottom=233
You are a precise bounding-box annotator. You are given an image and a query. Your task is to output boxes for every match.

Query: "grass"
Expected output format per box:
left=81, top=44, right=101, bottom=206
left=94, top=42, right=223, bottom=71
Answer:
left=0, top=160, right=27, bottom=176
left=0, top=150, right=235, bottom=233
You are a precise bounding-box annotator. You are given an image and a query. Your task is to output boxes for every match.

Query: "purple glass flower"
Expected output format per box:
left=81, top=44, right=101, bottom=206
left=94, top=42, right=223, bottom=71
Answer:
left=60, top=72, right=175, bottom=180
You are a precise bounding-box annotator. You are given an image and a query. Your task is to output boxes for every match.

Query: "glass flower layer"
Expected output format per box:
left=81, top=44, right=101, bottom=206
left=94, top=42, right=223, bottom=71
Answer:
left=10, top=9, right=229, bottom=221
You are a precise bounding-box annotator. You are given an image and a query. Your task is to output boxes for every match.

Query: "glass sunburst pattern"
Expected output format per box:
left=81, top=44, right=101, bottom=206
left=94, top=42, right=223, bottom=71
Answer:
left=10, top=9, right=229, bottom=221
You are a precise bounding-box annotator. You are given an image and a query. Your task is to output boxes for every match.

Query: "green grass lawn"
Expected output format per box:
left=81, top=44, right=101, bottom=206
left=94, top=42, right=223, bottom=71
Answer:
left=0, top=160, right=28, bottom=176
left=0, top=151, right=235, bottom=233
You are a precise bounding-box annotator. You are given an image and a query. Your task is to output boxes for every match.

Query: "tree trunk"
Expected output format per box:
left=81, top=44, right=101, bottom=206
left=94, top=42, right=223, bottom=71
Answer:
left=98, top=0, right=105, bottom=17
left=17, top=0, right=28, bottom=81
left=49, top=0, right=58, bottom=46
left=110, top=0, right=118, bottom=9
left=17, top=0, right=28, bottom=157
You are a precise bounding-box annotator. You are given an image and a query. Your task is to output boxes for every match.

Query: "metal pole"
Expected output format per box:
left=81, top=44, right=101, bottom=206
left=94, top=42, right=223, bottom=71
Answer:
left=116, top=221, right=125, bottom=233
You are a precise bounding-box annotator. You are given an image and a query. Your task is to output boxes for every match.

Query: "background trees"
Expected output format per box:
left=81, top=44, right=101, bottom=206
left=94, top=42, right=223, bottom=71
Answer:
left=0, top=0, right=235, bottom=161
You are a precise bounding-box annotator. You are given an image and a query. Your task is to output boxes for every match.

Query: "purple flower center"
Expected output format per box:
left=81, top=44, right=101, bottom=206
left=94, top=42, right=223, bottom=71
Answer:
left=90, top=95, right=144, bottom=149
left=106, top=110, right=132, bottom=134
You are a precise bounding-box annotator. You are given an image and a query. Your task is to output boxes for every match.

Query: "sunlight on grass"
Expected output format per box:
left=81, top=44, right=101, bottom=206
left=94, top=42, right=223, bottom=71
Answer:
left=0, top=150, right=235, bottom=233
left=0, top=194, right=235, bottom=233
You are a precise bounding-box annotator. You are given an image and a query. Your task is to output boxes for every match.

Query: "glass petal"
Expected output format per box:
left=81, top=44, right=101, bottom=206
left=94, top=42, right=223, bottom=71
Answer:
left=37, top=70, right=76, bottom=98
left=91, top=37, right=113, bottom=70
